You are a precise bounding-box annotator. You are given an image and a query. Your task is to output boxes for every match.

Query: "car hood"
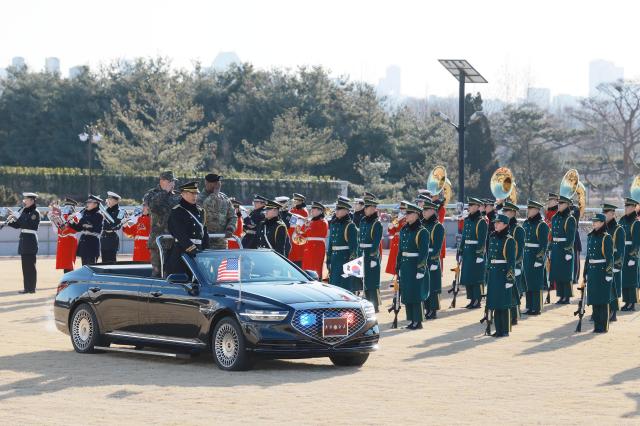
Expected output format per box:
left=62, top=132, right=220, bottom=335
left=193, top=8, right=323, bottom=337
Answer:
left=222, top=281, right=360, bottom=305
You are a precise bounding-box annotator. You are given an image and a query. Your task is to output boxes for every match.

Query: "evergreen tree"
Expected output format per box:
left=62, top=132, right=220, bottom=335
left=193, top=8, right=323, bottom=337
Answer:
left=464, top=93, right=498, bottom=198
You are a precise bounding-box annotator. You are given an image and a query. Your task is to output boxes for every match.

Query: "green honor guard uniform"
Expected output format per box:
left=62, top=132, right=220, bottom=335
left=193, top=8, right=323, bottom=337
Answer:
left=584, top=214, right=614, bottom=333
left=326, top=198, right=359, bottom=292
left=550, top=195, right=577, bottom=304
left=459, top=197, right=488, bottom=309
left=522, top=200, right=549, bottom=315
left=620, top=198, right=640, bottom=311
left=603, top=204, right=625, bottom=321
left=357, top=196, right=383, bottom=312
left=487, top=214, right=516, bottom=337
left=422, top=200, right=445, bottom=320
left=503, top=202, right=525, bottom=325
left=395, top=202, right=429, bottom=330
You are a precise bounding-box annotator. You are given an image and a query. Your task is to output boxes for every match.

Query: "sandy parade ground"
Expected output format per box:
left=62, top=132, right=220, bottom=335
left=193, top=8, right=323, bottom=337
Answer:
left=1, top=252, right=639, bottom=425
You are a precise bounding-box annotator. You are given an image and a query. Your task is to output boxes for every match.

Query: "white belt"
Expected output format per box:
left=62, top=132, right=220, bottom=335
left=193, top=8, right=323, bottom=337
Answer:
left=332, top=245, right=349, bottom=251
left=625, top=241, right=633, bottom=245
left=589, top=259, right=606, bottom=264
left=79, top=231, right=100, bottom=238
left=402, top=252, right=419, bottom=257
left=491, top=259, right=507, bottom=264
left=465, top=240, right=478, bottom=245
left=553, top=238, right=566, bottom=242
left=307, top=237, right=326, bottom=242
left=525, top=243, right=540, bottom=247
left=360, top=243, right=373, bottom=248
left=58, top=234, right=75, bottom=238
left=245, top=230, right=256, bottom=235
left=176, top=238, right=202, bottom=245
left=135, top=236, right=149, bottom=241
left=20, top=229, right=37, bottom=235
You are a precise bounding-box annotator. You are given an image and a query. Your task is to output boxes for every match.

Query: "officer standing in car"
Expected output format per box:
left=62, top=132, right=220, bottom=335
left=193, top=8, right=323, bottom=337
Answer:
left=7, top=192, right=40, bottom=294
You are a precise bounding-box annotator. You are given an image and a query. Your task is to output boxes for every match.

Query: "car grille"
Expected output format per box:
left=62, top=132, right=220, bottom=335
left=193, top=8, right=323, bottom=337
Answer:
left=291, top=307, right=366, bottom=345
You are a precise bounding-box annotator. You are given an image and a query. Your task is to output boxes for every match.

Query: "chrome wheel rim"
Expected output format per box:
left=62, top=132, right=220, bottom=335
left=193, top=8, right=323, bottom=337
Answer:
left=215, top=324, right=239, bottom=368
left=72, top=310, right=93, bottom=350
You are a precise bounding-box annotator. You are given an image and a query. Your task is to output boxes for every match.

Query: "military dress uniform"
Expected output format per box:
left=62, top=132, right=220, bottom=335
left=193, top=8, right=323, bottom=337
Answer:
left=68, top=196, right=104, bottom=266
left=352, top=199, right=365, bottom=227
left=486, top=214, right=516, bottom=337
left=395, top=202, right=429, bottom=329
left=459, top=198, right=488, bottom=308
left=7, top=193, right=40, bottom=293
left=422, top=201, right=445, bottom=319
left=358, top=198, right=383, bottom=311
left=242, top=195, right=267, bottom=249
left=227, top=198, right=244, bottom=249
left=301, top=202, right=329, bottom=279
left=258, top=200, right=290, bottom=257
left=603, top=204, right=625, bottom=320
left=167, top=182, right=209, bottom=275
left=522, top=201, right=549, bottom=315
left=620, top=198, right=640, bottom=310
left=287, top=194, right=308, bottom=266
left=202, top=189, right=236, bottom=249
left=55, top=198, right=78, bottom=273
left=326, top=198, right=359, bottom=292
left=100, top=192, right=125, bottom=263
left=123, top=212, right=151, bottom=262
left=503, top=202, right=525, bottom=325
left=584, top=214, right=614, bottom=333
left=549, top=196, right=577, bottom=303
left=385, top=207, right=406, bottom=275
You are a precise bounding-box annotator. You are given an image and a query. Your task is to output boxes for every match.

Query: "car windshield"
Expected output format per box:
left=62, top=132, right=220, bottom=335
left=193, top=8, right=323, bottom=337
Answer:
left=194, top=250, right=310, bottom=285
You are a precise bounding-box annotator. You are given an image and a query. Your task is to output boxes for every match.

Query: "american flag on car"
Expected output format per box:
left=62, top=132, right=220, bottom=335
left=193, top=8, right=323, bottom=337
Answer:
left=217, top=257, right=240, bottom=282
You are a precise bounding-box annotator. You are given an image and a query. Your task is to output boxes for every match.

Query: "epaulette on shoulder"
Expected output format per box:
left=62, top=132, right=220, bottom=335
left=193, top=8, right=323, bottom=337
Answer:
left=172, top=205, right=180, bottom=210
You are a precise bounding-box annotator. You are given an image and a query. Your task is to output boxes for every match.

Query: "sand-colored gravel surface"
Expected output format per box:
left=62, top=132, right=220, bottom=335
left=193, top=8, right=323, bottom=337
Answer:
left=0, top=253, right=639, bottom=425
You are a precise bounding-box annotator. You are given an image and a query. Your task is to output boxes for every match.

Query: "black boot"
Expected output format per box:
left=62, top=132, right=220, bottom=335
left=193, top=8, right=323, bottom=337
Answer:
left=405, top=322, right=415, bottom=329
left=471, top=299, right=482, bottom=309
left=629, top=303, right=636, bottom=311
left=426, top=310, right=437, bottom=320
left=555, top=298, right=563, bottom=304
left=621, top=303, right=629, bottom=311
left=465, top=301, right=473, bottom=309
left=610, top=310, right=617, bottom=322
left=424, top=308, right=431, bottom=318
left=414, top=322, right=423, bottom=329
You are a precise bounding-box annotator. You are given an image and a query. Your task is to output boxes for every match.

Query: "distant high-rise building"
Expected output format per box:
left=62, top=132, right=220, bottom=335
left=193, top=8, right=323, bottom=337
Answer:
left=0, top=68, right=7, bottom=79
left=212, top=51, right=241, bottom=72
left=45, top=57, right=60, bottom=74
left=68, top=65, right=87, bottom=79
left=11, top=56, right=26, bottom=70
left=552, top=94, right=580, bottom=113
left=526, top=87, right=551, bottom=110
left=376, top=65, right=401, bottom=98
left=589, top=60, right=624, bottom=96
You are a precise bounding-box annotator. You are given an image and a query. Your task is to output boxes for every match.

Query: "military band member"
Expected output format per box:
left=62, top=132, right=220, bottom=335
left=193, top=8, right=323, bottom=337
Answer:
left=422, top=199, right=444, bottom=320
left=503, top=202, right=524, bottom=325
left=68, top=195, right=104, bottom=266
left=358, top=196, right=383, bottom=312
left=620, top=198, right=640, bottom=311
left=100, top=191, right=125, bottom=263
left=459, top=197, right=487, bottom=309
left=242, top=195, right=267, bottom=249
left=603, top=204, right=625, bottom=321
left=167, top=182, right=209, bottom=275
left=275, top=196, right=292, bottom=227
left=584, top=213, right=613, bottom=333
left=143, top=170, right=180, bottom=277
left=227, top=198, right=244, bottom=249
left=326, top=197, right=358, bottom=291
left=7, top=193, right=40, bottom=293
left=258, top=199, right=290, bottom=256
left=122, top=204, right=151, bottom=262
left=55, top=198, right=78, bottom=273
left=200, top=174, right=236, bottom=249
left=395, top=202, right=428, bottom=330
left=545, top=193, right=559, bottom=224
left=550, top=195, right=576, bottom=304
left=385, top=202, right=406, bottom=276
left=287, top=193, right=308, bottom=266
left=352, top=198, right=365, bottom=227
left=522, top=200, right=549, bottom=315
left=301, top=201, right=328, bottom=279
left=487, top=214, right=516, bottom=337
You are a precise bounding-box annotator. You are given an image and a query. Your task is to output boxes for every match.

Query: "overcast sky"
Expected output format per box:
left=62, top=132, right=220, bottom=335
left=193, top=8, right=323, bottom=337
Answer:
left=2, top=0, right=638, bottom=100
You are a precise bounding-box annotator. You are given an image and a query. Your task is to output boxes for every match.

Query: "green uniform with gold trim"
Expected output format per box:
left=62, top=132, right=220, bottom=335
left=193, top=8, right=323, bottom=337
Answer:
left=326, top=215, right=359, bottom=291
left=423, top=215, right=444, bottom=312
left=459, top=210, right=487, bottom=304
left=620, top=212, right=640, bottom=305
left=358, top=213, right=383, bottom=311
left=584, top=227, right=613, bottom=332
left=396, top=220, right=429, bottom=322
left=487, top=227, right=516, bottom=336
left=605, top=218, right=625, bottom=314
left=550, top=207, right=576, bottom=300
left=522, top=213, right=549, bottom=313
left=508, top=217, right=525, bottom=324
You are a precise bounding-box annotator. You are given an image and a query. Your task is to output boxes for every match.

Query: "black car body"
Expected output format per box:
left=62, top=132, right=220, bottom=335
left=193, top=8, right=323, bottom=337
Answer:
left=54, top=249, right=379, bottom=370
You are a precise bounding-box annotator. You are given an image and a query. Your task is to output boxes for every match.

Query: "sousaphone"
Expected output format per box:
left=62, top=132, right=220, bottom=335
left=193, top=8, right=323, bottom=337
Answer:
left=631, top=175, right=640, bottom=201
left=426, top=165, right=453, bottom=206
left=490, top=167, right=517, bottom=203
left=559, top=169, right=586, bottom=216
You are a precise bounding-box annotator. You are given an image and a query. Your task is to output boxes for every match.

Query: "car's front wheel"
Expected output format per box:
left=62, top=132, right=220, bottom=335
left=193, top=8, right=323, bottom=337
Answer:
left=70, top=303, right=101, bottom=354
left=329, top=353, right=370, bottom=367
left=212, top=317, right=252, bottom=371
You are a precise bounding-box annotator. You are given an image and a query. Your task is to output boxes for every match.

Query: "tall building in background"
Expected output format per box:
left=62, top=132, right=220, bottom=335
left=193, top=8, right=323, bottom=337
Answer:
left=589, top=60, right=623, bottom=96
left=526, top=87, right=551, bottom=110
left=68, top=65, right=87, bottom=79
left=11, top=57, right=26, bottom=70
left=212, top=51, right=241, bottom=72
left=552, top=94, right=580, bottom=113
left=376, top=65, right=401, bottom=98
left=45, top=57, right=60, bottom=74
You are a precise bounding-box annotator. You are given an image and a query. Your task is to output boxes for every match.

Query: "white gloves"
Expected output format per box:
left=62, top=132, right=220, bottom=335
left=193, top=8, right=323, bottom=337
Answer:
left=505, top=283, right=514, bottom=288
left=534, top=262, right=543, bottom=268
left=515, top=269, right=521, bottom=276
left=370, top=261, right=377, bottom=268
left=613, top=268, right=620, bottom=273
left=476, top=257, right=484, bottom=263
left=605, top=276, right=613, bottom=282
left=565, top=254, right=572, bottom=261
left=416, top=273, right=425, bottom=279
left=430, top=264, right=439, bottom=271
left=628, top=260, right=636, bottom=267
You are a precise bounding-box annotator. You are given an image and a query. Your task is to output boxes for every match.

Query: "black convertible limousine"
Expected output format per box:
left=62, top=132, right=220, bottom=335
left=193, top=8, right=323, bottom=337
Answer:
left=54, top=248, right=379, bottom=370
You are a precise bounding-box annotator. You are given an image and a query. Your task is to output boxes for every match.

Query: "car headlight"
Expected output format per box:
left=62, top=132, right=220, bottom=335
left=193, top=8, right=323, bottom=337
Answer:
left=239, top=310, right=289, bottom=321
left=362, top=301, right=376, bottom=321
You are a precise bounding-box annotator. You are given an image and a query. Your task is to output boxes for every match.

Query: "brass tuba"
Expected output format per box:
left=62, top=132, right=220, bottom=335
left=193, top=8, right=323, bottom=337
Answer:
left=427, top=165, right=453, bottom=206
left=559, top=169, right=586, bottom=216
left=631, top=175, right=640, bottom=201
left=290, top=213, right=309, bottom=245
left=490, top=167, right=517, bottom=203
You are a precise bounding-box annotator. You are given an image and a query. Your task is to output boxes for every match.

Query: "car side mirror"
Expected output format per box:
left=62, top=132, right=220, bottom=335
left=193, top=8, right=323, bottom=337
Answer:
left=167, top=273, right=190, bottom=284
left=304, top=270, right=319, bottom=281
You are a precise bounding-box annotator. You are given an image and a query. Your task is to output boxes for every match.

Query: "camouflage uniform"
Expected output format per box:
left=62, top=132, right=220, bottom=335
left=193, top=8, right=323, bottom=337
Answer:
left=201, top=191, right=236, bottom=249
left=143, top=185, right=181, bottom=277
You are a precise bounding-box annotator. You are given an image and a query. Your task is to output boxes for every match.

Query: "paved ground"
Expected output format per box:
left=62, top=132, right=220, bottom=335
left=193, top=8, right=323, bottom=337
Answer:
left=0, top=254, right=639, bottom=425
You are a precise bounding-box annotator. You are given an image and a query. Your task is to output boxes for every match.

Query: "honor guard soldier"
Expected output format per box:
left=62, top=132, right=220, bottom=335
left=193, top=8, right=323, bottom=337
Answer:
left=522, top=200, right=549, bottom=315
left=358, top=196, right=383, bottom=312
left=100, top=191, right=125, bottom=263
left=275, top=196, right=292, bottom=227
left=487, top=214, right=516, bottom=337
left=55, top=198, right=78, bottom=273
left=550, top=195, right=576, bottom=304
left=227, top=198, right=244, bottom=249
left=385, top=202, right=407, bottom=276
left=143, top=170, right=180, bottom=277
left=422, top=199, right=444, bottom=320
left=242, top=195, right=267, bottom=249
left=123, top=204, right=152, bottom=262
left=200, top=174, right=236, bottom=249
left=287, top=193, right=308, bottom=266
left=7, top=192, right=40, bottom=293
left=326, top=197, right=359, bottom=291
left=258, top=199, right=290, bottom=256
left=167, top=182, right=209, bottom=275
left=395, top=202, right=429, bottom=329
left=503, top=202, right=524, bottom=325
left=584, top=214, right=614, bottom=333
left=603, top=204, right=625, bottom=321
left=352, top=198, right=365, bottom=227
left=68, top=195, right=104, bottom=266
left=459, top=197, right=488, bottom=309
left=620, top=198, right=640, bottom=311
left=301, top=201, right=329, bottom=279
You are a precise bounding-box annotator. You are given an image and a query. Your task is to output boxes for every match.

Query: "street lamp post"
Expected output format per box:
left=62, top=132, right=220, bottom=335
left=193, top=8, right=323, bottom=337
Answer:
left=78, top=129, right=101, bottom=195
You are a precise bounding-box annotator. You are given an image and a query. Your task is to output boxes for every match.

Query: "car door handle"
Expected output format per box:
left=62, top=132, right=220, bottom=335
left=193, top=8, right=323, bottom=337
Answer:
left=89, top=286, right=100, bottom=293
left=151, top=291, right=163, bottom=297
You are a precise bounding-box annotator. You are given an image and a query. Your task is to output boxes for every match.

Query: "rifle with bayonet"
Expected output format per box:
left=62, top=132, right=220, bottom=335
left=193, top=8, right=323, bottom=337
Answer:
left=545, top=255, right=551, bottom=304
left=480, top=305, right=493, bottom=336
left=387, top=275, right=401, bottom=329
left=574, top=279, right=587, bottom=332
left=448, top=260, right=461, bottom=308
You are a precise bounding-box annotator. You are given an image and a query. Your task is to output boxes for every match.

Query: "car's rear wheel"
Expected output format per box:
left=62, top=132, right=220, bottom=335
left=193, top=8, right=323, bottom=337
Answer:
left=70, top=304, right=101, bottom=354
left=212, top=317, right=252, bottom=371
left=329, top=353, right=370, bottom=367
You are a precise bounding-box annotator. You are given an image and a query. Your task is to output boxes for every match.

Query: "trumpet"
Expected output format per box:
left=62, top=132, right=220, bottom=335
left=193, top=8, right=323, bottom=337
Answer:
left=0, top=207, right=23, bottom=230
left=99, top=203, right=115, bottom=224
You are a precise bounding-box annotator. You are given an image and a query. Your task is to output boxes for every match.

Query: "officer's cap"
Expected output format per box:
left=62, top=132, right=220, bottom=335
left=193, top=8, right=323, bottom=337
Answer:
left=602, top=203, right=618, bottom=212
left=336, top=198, right=352, bottom=210
left=502, top=201, right=519, bottom=212
left=548, top=192, right=559, bottom=201
left=467, top=197, right=483, bottom=206
left=22, top=192, right=38, bottom=199
left=399, top=200, right=408, bottom=209
left=205, top=173, right=222, bottom=183
left=422, top=199, right=438, bottom=210
left=63, top=197, right=78, bottom=207
left=558, top=195, right=572, bottom=204
left=527, top=200, right=544, bottom=210
left=160, top=170, right=177, bottom=181
left=363, top=191, right=377, bottom=201
left=253, top=195, right=267, bottom=203
left=106, top=191, right=121, bottom=201
left=311, top=201, right=326, bottom=210
left=228, top=197, right=241, bottom=207
left=364, top=198, right=379, bottom=207
left=354, top=198, right=365, bottom=205
left=264, top=199, right=283, bottom=210
left=624, top=197, right=639, bottom=206
left=86, top=194, right=103, bottom=204
left=179, top=181, right=199, bottom=193
left=483, top=198, right=495, bottom=206
left=494, top=213, right=510, bottom=225
left=404, top=202, right=422, bottom=215
left=292, top=193, right=306, bottom=202
left=591, top=213, right=606, bottom=223
left=417, top=188, right=433, bottom=197
left=415, top=194, right=430, bottom=203
left=275, top=196, right=290, bottom=204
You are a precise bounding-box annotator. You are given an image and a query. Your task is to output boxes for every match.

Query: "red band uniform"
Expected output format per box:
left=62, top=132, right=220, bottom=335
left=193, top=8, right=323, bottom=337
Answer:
left=301, top=201, right=329, bottom=279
